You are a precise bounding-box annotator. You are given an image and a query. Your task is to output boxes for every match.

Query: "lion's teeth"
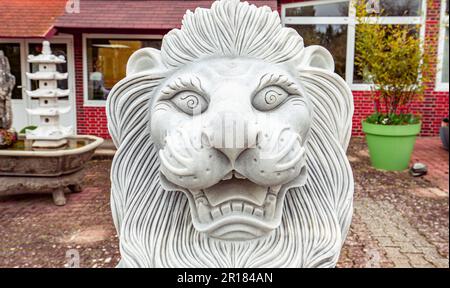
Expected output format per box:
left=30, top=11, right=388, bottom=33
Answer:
left=264, top=194, right=277, bottom=220
left=192, top=189, right=205, bottom=198
left=231, top=201, right=243, bottom=212
left=243, top=203, right=254, bottom=215
left=222, top=171, right=233, bottom=180
left=270, top=185, right=282, bottom=194
left=211, top=207, right=222, bottom=219
left=254, top=207, right=264, bottom=218
left=195, top=196, right=207, bottom=204
left=196, top=197, right=212, bottom=223
left=221, top=202, right=232, bottom=215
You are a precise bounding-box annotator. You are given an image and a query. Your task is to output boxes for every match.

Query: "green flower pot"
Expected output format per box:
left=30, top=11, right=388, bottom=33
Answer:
left=362, top=121, right=421, bottom=171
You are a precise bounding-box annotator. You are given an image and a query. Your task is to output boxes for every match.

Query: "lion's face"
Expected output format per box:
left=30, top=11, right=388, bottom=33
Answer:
left=150, top=57, right=313, bottom=240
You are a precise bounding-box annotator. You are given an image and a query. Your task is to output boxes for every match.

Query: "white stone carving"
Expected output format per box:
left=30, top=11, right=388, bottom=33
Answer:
left=107, top=0, right=354, bottom=268
left=25, top=41, right=72, bottom=148
left=0, top=50, right=15, bottom=130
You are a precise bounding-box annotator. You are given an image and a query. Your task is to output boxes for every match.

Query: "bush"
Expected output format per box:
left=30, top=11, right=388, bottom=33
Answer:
left=365, top=112, right=421, bottom=125
left=354, top=0, right=434, bottom=125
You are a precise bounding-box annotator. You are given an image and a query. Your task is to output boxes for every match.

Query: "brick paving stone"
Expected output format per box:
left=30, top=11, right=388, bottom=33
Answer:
left=383, top=247, right=412, bottom=268
left=413, top=187, right=448, bottom=199
left=376, top=237, right=397, bottom=247
left=411, top=137, right=449, bottom=193
left=406, top=254, right=434, bottom=268
left=354, top=198, right=448, bottom=268
left=399, top=243, right=422, bottom=254
left=337, top=212, right=395, bottom=268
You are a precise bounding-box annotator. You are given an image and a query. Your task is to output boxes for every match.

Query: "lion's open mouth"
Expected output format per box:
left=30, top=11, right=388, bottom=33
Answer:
left=188, top=170, right=289, bottom=240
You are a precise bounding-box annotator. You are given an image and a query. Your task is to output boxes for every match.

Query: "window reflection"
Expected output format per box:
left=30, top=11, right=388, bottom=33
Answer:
left=287, top=24, right=348, bottom=78
left=378, top=0, right=422, bottom=16
left=286, top=1, right=349, bottom=17
left=86, top=39, right=162, bottom=101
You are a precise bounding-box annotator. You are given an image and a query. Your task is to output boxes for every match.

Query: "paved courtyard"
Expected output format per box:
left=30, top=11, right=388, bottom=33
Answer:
left=0, top=137, right=448, bottom=268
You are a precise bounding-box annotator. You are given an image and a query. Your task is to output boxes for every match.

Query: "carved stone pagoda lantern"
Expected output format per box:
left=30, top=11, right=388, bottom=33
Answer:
left=25, top=41, right=72, bottom=149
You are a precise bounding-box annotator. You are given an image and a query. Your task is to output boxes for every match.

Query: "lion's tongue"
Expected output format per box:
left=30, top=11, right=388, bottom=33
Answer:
left=203, top=178, right=268, bottom=207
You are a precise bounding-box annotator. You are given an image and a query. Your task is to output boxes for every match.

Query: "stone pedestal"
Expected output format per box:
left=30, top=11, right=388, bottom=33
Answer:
left=0, top=170, right=84, bottom=206
left=0, top=135, right=103, bottom=206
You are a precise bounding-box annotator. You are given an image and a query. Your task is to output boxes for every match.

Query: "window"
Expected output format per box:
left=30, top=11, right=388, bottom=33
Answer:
left=84, top=36, right=162, bottom=104
left=282, top=0, right=426, bottom=89
left=436, top=0, right=449, bottom=90
left=287, top=24, right=348, bottom=77
left=285, top=1, right=349, bottom=17
left=353, top=1, right=424, bottom=85
left=283, top=0, right=350, bottom=80
left=375, top=0, right=422, bottom=16
left=0, top=43, right=22, bottom=99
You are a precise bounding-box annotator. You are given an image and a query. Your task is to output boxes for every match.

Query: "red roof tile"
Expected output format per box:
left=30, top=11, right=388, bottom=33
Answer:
left=54, top=0, right=278, bottom=30
left=0, top=0, right=67, bottom=38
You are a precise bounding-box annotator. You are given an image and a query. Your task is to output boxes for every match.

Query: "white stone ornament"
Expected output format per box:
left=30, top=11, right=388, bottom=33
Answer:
left=25, top=41, right=72, bottom=148
left=107, top=0, right=354, bottom=268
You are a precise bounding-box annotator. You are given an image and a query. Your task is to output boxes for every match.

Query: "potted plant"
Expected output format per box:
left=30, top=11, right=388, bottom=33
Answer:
left=0, top=50, right=17, bottom=149
left=354, top=1, right=433, bottom=171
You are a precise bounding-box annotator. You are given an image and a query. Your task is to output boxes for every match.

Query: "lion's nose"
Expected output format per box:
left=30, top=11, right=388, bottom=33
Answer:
left=202, top=117, right=258, bottom=166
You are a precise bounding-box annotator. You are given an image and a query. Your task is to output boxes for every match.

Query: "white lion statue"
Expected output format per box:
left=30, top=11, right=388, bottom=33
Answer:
left=107, top=0, right=354, bottom=268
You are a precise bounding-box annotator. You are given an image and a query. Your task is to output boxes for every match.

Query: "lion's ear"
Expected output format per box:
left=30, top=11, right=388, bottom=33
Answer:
left=126, top=48, right=166, bottom=76
left=295, top=46, right=353, bottom=151
left=296, top=45, right=335, bottom=72
left=108, top=48, right=166, bottom=148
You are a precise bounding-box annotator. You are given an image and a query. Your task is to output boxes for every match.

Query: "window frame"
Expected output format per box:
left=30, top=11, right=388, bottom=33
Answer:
left=82, top=33, right=163, bottom=107
left=436, top=0, right=449, bottom=91
left=281, top=0, right=427, bottom=91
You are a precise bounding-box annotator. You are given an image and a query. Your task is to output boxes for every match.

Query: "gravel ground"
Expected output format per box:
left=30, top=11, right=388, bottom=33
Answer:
left=0, top=160, right=120, bottom=268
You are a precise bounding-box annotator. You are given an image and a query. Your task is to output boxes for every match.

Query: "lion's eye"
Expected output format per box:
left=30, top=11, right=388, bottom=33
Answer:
left=170, top=91, right=208, bottom=115
left=252, top=86, right=289, bottom=111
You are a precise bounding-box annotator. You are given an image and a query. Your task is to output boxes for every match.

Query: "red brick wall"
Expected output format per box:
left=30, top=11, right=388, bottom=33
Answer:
left=72, top=0, right=448, bottom=139
left=418, top=0, right=449, bottom=137
left=73, top=32, right=109, bottom=138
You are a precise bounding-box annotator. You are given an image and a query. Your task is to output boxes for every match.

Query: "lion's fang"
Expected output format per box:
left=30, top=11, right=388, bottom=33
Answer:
left=211, top=207, right=222, bottom=219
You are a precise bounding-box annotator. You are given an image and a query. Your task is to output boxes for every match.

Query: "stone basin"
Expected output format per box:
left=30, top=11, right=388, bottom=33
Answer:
left=0, top=135, right=103, bottom=205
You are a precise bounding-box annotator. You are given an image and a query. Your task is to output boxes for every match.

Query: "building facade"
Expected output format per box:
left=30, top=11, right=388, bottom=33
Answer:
left=0, top=0, right=448, bottom=139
